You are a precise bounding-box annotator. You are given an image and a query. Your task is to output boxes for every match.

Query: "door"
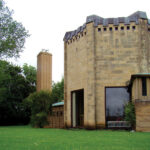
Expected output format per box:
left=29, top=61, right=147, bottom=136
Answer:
left=71, top=89, right=84, bottom=127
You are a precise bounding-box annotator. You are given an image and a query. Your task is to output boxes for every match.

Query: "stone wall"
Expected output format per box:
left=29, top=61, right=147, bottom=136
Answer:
left=45, top=106, right=64, bottom=128
left=64, top=28, right=88, bottom=127
left=95, top=21, right=145, bottom=128
left=135, top=100, right=150, bottom=132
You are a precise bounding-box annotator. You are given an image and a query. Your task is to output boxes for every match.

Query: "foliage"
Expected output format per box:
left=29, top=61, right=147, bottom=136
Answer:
left=24, top=77, right=64, bottom=127
left=124, top=101, right=136, bottom=127
left=27, top=91, right=52, bottom=128
left=1, top=126, right=150, bottom=150
left=0, top=0, right=29, bottom=58
left=0, top=60, right=36, bottom=125
left=31, top=112, right=48, bottom=128
left=23, top=63, right=36, bottom=92
left=51, top=77, right=64, bottom=102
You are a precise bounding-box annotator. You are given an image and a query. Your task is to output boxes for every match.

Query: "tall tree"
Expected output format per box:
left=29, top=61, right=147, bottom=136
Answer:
left=0, top=60, right=36, bottom=125
left=51, top=77, right=64, bottom=103
left=23, top=63, right=37, bottom=92
left=0, top=0, right=29, bottom=58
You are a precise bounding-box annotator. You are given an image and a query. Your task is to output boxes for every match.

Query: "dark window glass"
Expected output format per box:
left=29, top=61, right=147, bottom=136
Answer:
left=104, top=27, right=107, bottom=31
left=121, top=26, right=124, bottom=30
left=142, top=78, right=147, bottom=96
left=115, top=27, right=118, bottom=30
left=132, top=26, right=136, bottom=30
left=60, top=111, right=63, bottom=116
left=98, top=28, right=101, bottom=32
left=127, top=26, right=130, bottom=30
left=109, top=27, right=112, bottom=31
left=106, top=87, right=129, bottom=121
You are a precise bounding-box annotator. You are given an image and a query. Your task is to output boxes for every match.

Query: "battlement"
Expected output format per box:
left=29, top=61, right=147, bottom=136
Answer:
left=64, top=11, right=150, bottom=42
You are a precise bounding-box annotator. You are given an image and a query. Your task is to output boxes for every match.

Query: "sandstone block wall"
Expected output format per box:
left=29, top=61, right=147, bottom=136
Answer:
left=135, top=100, right=150, bottom=132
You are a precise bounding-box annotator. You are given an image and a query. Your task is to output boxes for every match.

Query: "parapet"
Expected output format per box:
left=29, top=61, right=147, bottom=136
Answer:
left=64, top=11, right=150, bottom=42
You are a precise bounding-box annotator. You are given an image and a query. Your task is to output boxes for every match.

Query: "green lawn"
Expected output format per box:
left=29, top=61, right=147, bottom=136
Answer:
left=0, top=126, right=150, bottom=150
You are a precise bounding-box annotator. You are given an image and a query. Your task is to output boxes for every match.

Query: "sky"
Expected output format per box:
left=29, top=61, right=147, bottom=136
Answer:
left=5, top=0, right=150, bottom=82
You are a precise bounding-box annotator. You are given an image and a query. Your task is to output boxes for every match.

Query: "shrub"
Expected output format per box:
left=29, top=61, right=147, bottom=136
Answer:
left=124, top=102, right=136, bottom=128
left=31, top=112, right=48, bottom=128
left=28, top=91, right=52, bottom=128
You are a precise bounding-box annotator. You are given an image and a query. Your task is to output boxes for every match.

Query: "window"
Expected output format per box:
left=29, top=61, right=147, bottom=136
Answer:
left=115, top=27, right=118, bottom=31
left=148, top=28, right=150, bottom=32
left=98, top=28, right=101, bottom=32
left=106, top=87, right=129, bottom=121
left=104, top=27, right=107, bottom=31
left=57, top=112, right=59, bottom=116
left=142, top=77, right=147, bottom=96
left=121, top=26, right=124, bottom=30
left=132, top=26, right=136, bottom=30
left=109, top=27, right=112, bottom=31
left=60, top=111, right=63, bottom=116
left=52, top=112, right=56, bottom=116
left=127, top=26, right=130, bottom=30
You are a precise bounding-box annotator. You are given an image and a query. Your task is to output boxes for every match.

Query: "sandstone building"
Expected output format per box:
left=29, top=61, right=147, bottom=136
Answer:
left=64, top=11, right=150, bottom=131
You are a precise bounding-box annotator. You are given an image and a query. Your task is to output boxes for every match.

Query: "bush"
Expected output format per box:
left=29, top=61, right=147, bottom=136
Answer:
left=31, top=112, right=48, bottom=128
left=27, top=91, right=52, bottom=128
left=124, top=102, right=135, bottom=128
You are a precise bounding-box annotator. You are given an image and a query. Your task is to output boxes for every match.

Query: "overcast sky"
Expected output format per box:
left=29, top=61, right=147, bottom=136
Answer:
left=5, top=0, right=150, bottom=82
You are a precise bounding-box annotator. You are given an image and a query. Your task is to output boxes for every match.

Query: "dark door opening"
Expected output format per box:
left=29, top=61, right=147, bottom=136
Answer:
left=71, top=89, right=84, bottom=128
left=105, top=87, right=129, bottom=123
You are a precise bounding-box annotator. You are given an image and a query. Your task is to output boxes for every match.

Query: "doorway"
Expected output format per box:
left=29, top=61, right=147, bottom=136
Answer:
left=71, top=89, right=84, bottom=128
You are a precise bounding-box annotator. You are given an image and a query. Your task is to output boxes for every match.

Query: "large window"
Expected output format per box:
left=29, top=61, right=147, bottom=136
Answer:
left=106, top=87, right=130, bottom=121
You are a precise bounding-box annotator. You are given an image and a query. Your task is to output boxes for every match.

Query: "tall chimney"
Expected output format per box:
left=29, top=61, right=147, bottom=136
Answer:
left=36, top=52, right=52, bottom=92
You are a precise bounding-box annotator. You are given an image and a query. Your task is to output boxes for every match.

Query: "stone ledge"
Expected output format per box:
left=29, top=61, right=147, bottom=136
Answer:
left=135, top=99, right=150, bottom=103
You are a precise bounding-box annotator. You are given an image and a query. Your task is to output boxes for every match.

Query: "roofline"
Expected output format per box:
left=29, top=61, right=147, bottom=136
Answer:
left=128, top=73, right=150, bottom=90
left=63, top=11, right=149, bottom=42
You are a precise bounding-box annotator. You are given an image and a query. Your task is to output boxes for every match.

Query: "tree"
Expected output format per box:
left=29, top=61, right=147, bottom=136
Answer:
left=23, top=77, right=64, bottom=127
left=23, top=63, right=37, bottom=92
left=0, top=0, right=29, bottom=58
left=0, top=60, right=36, bottom=125
left=124, top=102, right=136, bottom=128
left=51, top=77, right=64, bottom=103
left=27, top=91, right=52, bottom=128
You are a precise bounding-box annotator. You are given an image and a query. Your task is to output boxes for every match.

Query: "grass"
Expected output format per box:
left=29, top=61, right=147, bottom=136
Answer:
left=0, top=126, right=150, bottom=150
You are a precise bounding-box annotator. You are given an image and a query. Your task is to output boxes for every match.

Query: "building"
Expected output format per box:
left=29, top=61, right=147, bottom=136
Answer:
left=63, top=11, right=150, bottom=131
left=45, top=102, right=64, bottom=128
left=129, top=73, right=150, bottom=131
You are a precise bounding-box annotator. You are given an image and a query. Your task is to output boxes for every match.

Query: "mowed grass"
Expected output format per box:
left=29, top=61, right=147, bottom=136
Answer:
left=0, top=126, right=150, bottom=150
